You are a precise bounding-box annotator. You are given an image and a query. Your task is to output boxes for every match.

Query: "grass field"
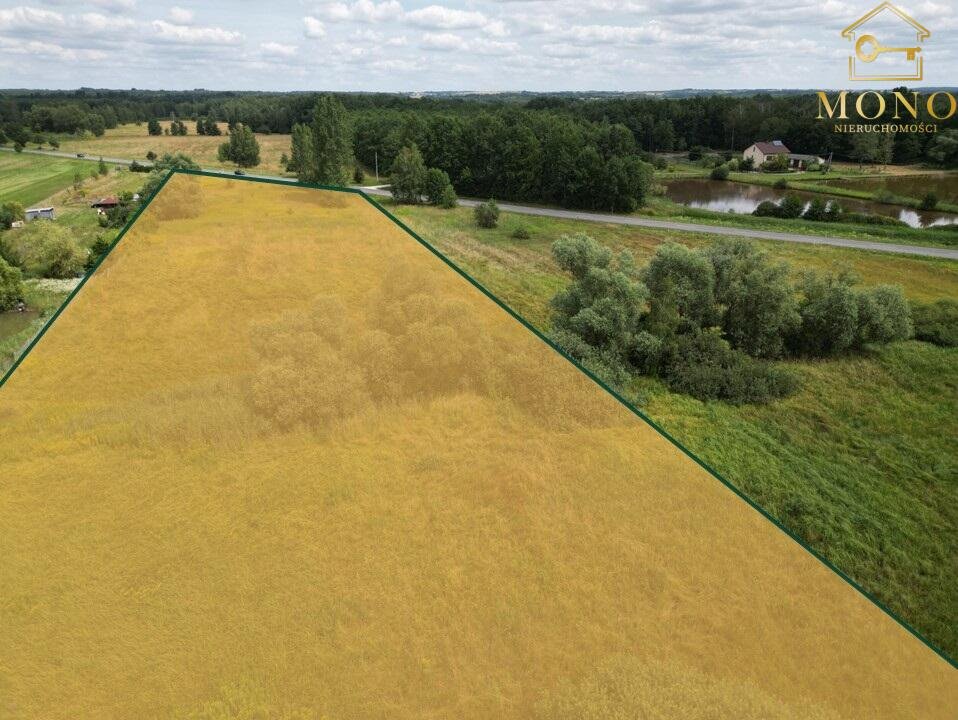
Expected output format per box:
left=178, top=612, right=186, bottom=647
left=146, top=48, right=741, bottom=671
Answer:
left=0, top=174, right=953, bottom=719
left=54, top=121, right=294, bottom=176
left=391, top=200, right=958, bottom=657
left=0, top=152, right=90, bottom=208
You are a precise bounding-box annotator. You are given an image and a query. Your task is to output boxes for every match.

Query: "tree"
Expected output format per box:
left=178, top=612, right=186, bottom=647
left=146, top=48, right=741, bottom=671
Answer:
left=550, top=233, right=648, bottom=380
left=641, top=242, right=719, bottom=333
left=353, top=166, right=365, bottom=184
left=851, top=133, right=880, bottom=169
left=299, top=95, right=353, bottom=184
left=438, top=184, right=458, bottom=209
left=289, top=123, right=314, bottom=177
left=84, top=236, right=112, bottom=274
left=146, top=150, right=157, bottom=161
left=0, top=256, right=24, bottom=311
left=704, top=238, right=799, bottom=358
left=389, top=145, right=427, bottom=204
left=789, top=270, right=862, bottom=356
left=927, top=130, right=958, bottom=167
left=778, top=194, right=804, bottom=219
left=147, top=119, right=162, bottom=136
left=218, top=124, right=260, bottom=167
left=6, top=222, right=84, bottom=278
left=0, top=201, right=24, bottom=229
left=802, top=197, right=828, bottom=221
left=474, top=199, right=500, bottom=229
left=710, top=164, right=729, bottom=180
left=423, top=167, right=453, bottom=205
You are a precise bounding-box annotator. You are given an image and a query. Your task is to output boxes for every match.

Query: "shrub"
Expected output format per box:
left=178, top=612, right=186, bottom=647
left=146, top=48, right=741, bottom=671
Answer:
left=825, top=200, right=844, bottom=222
left=911, top=299, right=958, bottom=347
left=145, top=150, right=156, bottom=161
left=753, top=200, right=781, bottom=218
left=423, top=167, right=452, bottom=205
left=353, top=166, right=365, bottom=184
left=641, top=242, right=718, bottom=332
left=84, top=236, right=112, bottom=274
left=856, top=285, right=912, bottom=345
left=710, top=165, right=729, bottom=181
left=0, top=256, right=24, bottom=311
left=438, top=184, right=458, bottom=209
left=659, top=329, right=798, bottom=404
left=773, top=178, right=788, bottom=189
left=874, top=189, right=896, bottom=204
left=688, top=146, right=706, bottom=161
left=802, top=197, right=828, bottom=221
left=511, top=226, right=531, bottom=240
left=920, top=192, right=939, bottom=210
left=778, top=194, right=804, bottom=219
left=0, top=201, right=25, bottom=229
left=11, top=223, right=85, bottom=278
left=474, top=199, right=500, bottom=229
left=840, top=212, right=906, bottom=227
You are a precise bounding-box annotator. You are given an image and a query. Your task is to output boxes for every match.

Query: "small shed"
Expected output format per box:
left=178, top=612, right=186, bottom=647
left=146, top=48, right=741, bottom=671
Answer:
left=25, top=207, right=55, bottom=221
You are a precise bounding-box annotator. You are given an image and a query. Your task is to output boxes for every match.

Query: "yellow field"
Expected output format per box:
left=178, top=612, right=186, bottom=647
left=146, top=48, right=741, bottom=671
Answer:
left=55, top=121, right=293, bottom=175
left=0, top=173, right=953, bottom=719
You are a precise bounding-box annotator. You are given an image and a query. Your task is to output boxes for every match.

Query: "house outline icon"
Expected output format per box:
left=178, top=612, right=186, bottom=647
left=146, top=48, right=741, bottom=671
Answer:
left=842, top=2, right=930, bottom=81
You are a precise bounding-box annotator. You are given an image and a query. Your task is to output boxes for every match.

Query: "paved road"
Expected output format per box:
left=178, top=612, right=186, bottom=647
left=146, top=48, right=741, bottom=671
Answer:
left=1, top=145, right=151, bottom=167
left=360, top=187, right=958, bottom=260
left=6, top=147, right=956, bottom=260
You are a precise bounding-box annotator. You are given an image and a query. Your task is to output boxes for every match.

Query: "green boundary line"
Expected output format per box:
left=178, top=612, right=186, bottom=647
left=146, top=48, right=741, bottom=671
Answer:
left=1, top=167, right=954, bottom=671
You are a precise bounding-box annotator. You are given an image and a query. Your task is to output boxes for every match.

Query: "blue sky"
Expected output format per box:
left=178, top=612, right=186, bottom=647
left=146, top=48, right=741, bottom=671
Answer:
left=0, top=1, right=955, bottom=91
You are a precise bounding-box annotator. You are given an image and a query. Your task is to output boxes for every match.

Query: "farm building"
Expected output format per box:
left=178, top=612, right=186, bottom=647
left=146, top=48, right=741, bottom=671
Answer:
left=24, top=207, right=55, bottom=221
left=90, top=196, right=119, bottom=211
left=744, top=141, right=824, bottom=170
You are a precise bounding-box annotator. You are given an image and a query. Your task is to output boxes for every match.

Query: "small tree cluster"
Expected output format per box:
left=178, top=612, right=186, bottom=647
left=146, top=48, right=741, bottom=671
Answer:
left=389, top=145, right=458, bottom=207
left=550, top=235, right=913, bottom=404
left=218, top=124, right=260, bottom=168
left=196, top=117, right=222, bottom=136
left=0, top=255, right=24, bottom=311
left=0, top=202, right=25, bottom=229
left=147, top=119, right=162, bottom=136
left=289, top=95, right=353, bottom=185
left=754, top=195, right=845, bottom=223
left=169, top=119, right=188, bottom=136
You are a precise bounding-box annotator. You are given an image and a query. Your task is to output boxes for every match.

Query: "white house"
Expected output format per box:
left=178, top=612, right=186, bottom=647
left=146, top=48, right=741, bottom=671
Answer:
left=743, top=140, right=791, bottom=166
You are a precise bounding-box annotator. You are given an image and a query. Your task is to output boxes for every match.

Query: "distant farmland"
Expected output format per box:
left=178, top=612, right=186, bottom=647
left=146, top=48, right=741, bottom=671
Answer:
left=0, top=152, right=89, bottom=207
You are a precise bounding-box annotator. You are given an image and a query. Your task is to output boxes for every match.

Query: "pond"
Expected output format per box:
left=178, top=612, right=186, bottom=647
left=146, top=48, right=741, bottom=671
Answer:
left=816, top=173, right=958, bottom=205
left=0, top=310, right=40, bottom=344
left=663, top=179, right=958, bottom=229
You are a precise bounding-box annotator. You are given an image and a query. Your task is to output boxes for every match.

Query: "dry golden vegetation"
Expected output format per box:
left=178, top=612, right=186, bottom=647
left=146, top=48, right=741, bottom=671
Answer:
left=55, top=121, right=294, bottom=175
left=0, top=174, right=954, bottom=719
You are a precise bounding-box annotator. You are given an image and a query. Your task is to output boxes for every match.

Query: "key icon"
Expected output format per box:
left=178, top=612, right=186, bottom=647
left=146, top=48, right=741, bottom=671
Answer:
left=855, top=34, right=921, bottom=62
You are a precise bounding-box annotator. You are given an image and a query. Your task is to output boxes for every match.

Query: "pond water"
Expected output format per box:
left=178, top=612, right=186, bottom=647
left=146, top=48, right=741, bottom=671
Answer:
left=0, top=310, right=40, bottom=343
left=816, top=173, right=958, bottom=205
left=663, top=179, right=958, bottom=229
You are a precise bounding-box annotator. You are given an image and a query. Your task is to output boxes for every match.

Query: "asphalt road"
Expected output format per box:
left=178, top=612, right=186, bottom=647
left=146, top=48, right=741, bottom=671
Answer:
left=5, top=146, right=956, bottom=260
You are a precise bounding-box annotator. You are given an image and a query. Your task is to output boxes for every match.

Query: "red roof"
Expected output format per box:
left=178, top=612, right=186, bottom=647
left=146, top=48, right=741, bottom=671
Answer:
left=751, top=140, right=791, bottom=155
left=90, top=196, right=119, bottom=208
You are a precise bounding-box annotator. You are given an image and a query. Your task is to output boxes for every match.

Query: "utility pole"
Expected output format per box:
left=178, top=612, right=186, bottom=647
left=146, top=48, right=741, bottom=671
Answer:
left=375, top=150, right=379, bottom=182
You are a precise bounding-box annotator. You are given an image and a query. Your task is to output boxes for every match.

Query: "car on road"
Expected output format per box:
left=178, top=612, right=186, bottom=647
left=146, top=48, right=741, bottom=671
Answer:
left=76, top=153, right=85, bottom=158
left=233, top=169, right=246, bottom=175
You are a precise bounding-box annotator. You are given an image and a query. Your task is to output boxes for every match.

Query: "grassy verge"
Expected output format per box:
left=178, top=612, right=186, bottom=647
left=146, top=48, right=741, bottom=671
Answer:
left=391, top=199, right=958, bottom=658
left=639, top=197, right=958, bottom=248
left=0, top=281, right=70, bottom=372
left=0, top=152, right=90, bottom=207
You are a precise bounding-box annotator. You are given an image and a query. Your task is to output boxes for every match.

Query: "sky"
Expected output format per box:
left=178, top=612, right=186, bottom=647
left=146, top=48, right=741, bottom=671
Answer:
left=0, top=0, right=956, bottom=91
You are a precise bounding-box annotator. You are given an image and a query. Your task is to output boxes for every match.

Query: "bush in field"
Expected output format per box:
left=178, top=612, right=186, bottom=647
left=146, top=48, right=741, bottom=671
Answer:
left=146, top=150, right=156, bottom=161
left=511, top=226, right=531, bottom=240
left=423, top=167, right=453, bottom=206
left=0, top=202, right=25, bottom=229
left=659, top=329, right=798, bottom=404
left=710, top=164, right=730, bottom=181
left=8, top=222, right=85, bottom=278
left=753, top=200, right=781, bottom=218
left=911, top=299, right=958, bottom=347
left=704, top=238, right=799, bottom=358
left=778, top=194, right=804, bottom=219
left=438, top=184, right=458, bottom=209
left=773, top=178, right=788, bottom=189
left=802, top=197, right=828, bottom=221
left=825, top=200, right=843, bottom=222
left=920, top=192, right=939, bottom=210
left=0, top=256, right=24, bottom=310
left=84, top=236, right=112, bottom=274
left=641, top=242, right=718, bottom=332
left=474, top=199, right=500, bottom=228
left=147, top=119, right=162, bottom=136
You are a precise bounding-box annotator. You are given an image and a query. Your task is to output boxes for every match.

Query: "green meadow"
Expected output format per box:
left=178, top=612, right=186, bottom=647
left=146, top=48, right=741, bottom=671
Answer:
left=392, top=200, right=958, bottom=659
left=0, top=152, right=90, bottom=208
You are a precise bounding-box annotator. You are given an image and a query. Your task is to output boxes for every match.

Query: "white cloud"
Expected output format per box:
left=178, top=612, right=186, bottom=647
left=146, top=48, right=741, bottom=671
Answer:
left=406, top=5, right=487, bottom=30
left=0, top=35, right=106, bottom=61
left=78, top=12, right=136, bottom=32
left=260, top=41, right=298, bottom=57
left=0, top=6, right=65, bottom=31
left=303, top=15, right=326, bottom=38
left=321, top=0, right=403, bottom=24
left=421, top=32, right=466, bottom=50
left=169, top=6, right=194, bottom=24
left=150, top=19, right=244, bottom=45
left=87, top=0, right=136, bottom=10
